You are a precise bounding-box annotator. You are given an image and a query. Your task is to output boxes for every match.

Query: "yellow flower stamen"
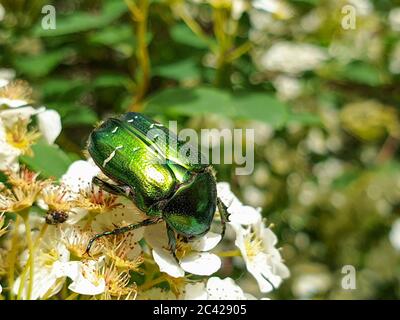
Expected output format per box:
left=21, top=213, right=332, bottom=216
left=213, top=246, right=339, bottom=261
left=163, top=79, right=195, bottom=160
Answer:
left=75, top=188, right=122, bottom=214
left=104, top=235, right=144, bottom=271
left=101, top=264, right=137, bottom=300
left=0, top=213, right=8, bottom=238
left=41, top=185, right=73, bottom=213
left=5, top=119, right=41, bottom=156
left=0, top=168, right=48, bottom=213
left=61, top=227, right=103, bottom=259
left=0, top=80, right=32, bottom=102
left=175, top=235, right=192, bottom=260
left=244, top=231, right=264, bottom=260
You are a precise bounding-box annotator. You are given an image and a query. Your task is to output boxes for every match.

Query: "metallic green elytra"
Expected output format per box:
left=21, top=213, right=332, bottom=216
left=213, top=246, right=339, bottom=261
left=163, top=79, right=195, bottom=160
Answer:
left=85, top=112, right=229, bottom=261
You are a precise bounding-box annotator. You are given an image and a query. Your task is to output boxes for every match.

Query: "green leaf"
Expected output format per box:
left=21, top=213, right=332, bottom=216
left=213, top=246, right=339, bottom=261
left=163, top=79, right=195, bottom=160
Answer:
left=153, top=59, right=200, bottom=81
left=33, top=0, right=128, bottom=37
left=233, top=92, right=288, bottom=127
left=339, top=62, right=384, bottom=86
left=287, top=111, right=323, bottom=126
left=89, top=25, right=134, bottom=46
left=92, top=74, right=131, bottom=88
left=20, top=141, right=74, bottom=179
left=144, top=87, right=288, bottom=128
left=13, top=49, right=71, bottom=78
left=46, top=103, right=98, bottom=127
left=170, top=24, right=211, bottom=49
left=40, top=78, right=87, bottom=98
left=62, top=108, right=98, bottom=127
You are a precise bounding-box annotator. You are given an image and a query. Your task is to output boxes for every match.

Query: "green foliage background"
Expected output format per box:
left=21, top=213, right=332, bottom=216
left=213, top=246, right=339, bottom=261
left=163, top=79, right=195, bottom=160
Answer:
left=1, top=0, right=400, bottom=299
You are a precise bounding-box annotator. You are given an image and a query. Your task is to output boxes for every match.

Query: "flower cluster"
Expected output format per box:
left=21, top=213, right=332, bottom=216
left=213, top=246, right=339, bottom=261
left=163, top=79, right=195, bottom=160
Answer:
left=0, top=159, right=289, bottom=300
left=0, top=79, right=290, bottom=299
left=0, top=79, right=61, bottom=172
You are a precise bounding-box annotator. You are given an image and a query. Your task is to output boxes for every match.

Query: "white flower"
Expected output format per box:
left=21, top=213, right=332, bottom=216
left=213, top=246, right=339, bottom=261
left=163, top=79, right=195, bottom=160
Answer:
left=0, top=120, right=20, bottom=171
left=231, top=0, right=247, bottom=20
left=61, top=159, right=101, bottom=193
left=292, top=273, right=331, bottom=299
left=0, top=4, right=4, bottom=22
left=59, top=259, right=106, bottom=295
left=91, top=205, right=146, bottom=260
left=184, top=277, right=256, bottom=300
left=13, top=227, right=71, bottom=300
left=0, top=81, right=62, bottom=146
left=145, top=223, right=221, bottom=278
left=252, top=0, right=293, bottom=19
left=389, top=8, right=400, bottom=32
left=232, top=216, right=290, bottom=293
left=258, top=41, right=328, bottom=74
left=0, top=104, right=62, bottom=172
left=389, top=219, right=400, bottom=251
left=217, top=182, right=261, bottom=226
left=272, top=75, right=302, bottom=101
left=0, top=106, right=43, bottom=126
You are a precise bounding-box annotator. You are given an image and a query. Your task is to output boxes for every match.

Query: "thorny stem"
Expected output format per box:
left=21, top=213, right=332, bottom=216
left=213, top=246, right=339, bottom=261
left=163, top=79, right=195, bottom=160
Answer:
left=126, top=0, right=150, bottom=112
left=7, top=215, right=21, bottom=300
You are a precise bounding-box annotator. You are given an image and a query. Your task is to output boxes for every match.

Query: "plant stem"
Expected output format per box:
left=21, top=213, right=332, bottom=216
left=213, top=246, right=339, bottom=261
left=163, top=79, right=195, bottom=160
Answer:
left=7, top=215, right=21, bottom=300
left=213, top=7, right=235, bottom=87
left=139, top=275, right=167, bottom=291
left=127, top=0, right=150, bottom=112
left=22, top=215, right=34, bottom=300
left=16, top=220, right=48, bottom=300
left=218, top=249, right=241, bottom=258
left=176, top=4, right=217, bottom=53
left=65, top=292, right=79, bottom=300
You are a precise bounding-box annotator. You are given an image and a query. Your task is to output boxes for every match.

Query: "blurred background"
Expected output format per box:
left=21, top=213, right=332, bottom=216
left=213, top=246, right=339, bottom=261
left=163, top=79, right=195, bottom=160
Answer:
left=1, top=0, right=400, bottom=299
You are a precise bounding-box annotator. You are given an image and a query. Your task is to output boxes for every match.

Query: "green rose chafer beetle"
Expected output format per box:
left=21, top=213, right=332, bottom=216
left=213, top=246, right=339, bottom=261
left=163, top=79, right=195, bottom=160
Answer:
left=85, top=112, right=230, bottom=261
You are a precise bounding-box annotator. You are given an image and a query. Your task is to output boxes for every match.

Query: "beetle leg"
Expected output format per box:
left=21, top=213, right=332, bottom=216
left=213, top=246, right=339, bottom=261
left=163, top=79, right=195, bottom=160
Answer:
left=85, top=218, right=161, bottom=256
left=217, top=197, right=231, bottom=239
left=92, top=176, right=131, bottom=197
left=166, top=224, right=179, bottom=264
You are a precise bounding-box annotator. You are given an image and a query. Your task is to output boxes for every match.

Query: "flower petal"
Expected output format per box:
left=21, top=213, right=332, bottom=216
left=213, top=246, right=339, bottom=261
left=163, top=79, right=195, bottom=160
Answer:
left=229, top=205, right=262, bottom=226
left=206, top=277, right=248, bottom=300
left=152, top=248, right=184, bottom=278
left=180, top=252, right=221, bottom=276
left=61, top=160, right=101, bottom=193
left=37, top=109, right=62, bottom=144
left=190, top=232, right=221, bottom=252
left=183, top=282, right=207, bottom=300
left=144, top=222, right=169, bottom=249
left=217, top=182, right=237, bottom=208
left=68, top=276, right=106, bottom=296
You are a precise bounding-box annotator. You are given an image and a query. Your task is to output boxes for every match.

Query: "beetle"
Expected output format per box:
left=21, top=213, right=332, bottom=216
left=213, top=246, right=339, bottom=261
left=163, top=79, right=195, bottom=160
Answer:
left=85, top=112, right=230, bottom=261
